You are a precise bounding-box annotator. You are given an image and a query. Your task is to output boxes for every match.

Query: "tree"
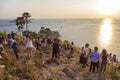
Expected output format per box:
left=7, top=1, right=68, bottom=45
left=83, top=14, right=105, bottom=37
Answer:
left=22, top=12, right=31, bottom=31
left=45, top=28, right=52, bottom=37
left=40, top=27, right=45, bottom=34
left=16, top=17, right=25, bottom=36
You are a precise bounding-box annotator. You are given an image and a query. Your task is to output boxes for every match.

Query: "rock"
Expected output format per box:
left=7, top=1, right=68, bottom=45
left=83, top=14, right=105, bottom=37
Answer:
left=45, top=59, right=61, bottom=66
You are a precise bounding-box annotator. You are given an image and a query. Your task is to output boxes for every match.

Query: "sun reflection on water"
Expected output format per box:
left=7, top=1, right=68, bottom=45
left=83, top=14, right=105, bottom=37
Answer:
left=100, top=18, right=113, bottom=46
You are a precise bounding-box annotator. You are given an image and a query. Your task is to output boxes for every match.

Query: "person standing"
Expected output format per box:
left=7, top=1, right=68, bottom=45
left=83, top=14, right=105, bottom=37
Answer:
left=7, top=34, right=12, bottom=47
left=112, top=55, right=118, bottom=64
left=100, top=49, right=108, bottom=72
left=80, top=43, right=90, bottom=67
left=52, top=39, right=59, bottom=60
left=11, top=39, right=19, bottom=59
left=26, top=37, right=34, bottom=59
left=47, top=38, right=51, bottom=47
left=36, top=37, right=42, bottom=50
left=112, top=55, right=119, bottom=67
left=89, top=47, right=100, bottom=73
left=23, top=35, right=27, bottom=46
left=2, top=37, right=7, bottom=46
left=11, top=31, right=15, bottom=39
left=112, top=55, right=119, bottom=73
left=57, top=39, right=61, bottom=59
left=70, top=42, right=74, bottom=56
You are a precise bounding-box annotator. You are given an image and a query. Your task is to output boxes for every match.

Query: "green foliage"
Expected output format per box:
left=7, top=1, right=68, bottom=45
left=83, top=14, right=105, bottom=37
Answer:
left=111, top=72, right=120, bottom=80
left=38, top=27, right=61, bottom=38
left=23, top=30, right=37, bottom=38
left=16, top=17, right=25, bottom=31
left=22, top=12, right=31, bottom=31
left=22, top=12, right=31, bottom=19
left=0, top=31, right=6, bottom=36
left=38, top=27, right=52, bottom=38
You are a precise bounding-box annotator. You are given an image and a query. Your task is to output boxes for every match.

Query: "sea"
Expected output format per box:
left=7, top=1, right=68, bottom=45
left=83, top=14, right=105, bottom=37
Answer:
left=0, top=18, right=120, bottom=60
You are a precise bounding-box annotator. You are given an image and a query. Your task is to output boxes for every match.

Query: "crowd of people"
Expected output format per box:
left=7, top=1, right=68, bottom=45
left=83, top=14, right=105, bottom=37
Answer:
left=79, top=43, right=119, bottom=73
left=0, top=32, right=19, bottom=59
left=0, top=31, right=119, bottom=73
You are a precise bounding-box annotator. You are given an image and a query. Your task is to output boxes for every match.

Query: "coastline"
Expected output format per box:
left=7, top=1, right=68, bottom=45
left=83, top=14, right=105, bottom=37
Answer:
left=0, top=29, right=120, bottom=80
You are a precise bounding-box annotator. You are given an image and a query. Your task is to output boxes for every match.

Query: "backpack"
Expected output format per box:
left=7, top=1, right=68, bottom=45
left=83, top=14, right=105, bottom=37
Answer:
left=12, top=42, right=18, bottom=49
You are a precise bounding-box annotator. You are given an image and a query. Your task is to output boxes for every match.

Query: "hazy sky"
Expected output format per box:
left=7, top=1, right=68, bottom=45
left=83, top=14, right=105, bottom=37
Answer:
left=0, top=0, right=120, bottom=19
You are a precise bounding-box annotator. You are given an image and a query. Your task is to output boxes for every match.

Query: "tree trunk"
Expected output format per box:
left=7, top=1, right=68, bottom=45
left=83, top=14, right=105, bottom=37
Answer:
left=26, top=18, right=28, bottom=31
left=20, top=24, right=23, bottom=36
left=20, top=30, right=23, bottom=37
left=26, top=23, right=28, bottom=31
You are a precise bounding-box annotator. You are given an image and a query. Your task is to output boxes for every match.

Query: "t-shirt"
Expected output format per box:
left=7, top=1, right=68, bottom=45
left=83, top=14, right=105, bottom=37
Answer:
left=37, top=39, right=41, bottom=44
left=113, top=57, right=118, bottom=63
left=10, top=38, right=15, bottom=46
left=53, top=42, right=59, bottom=51
left=90, top=51, right=100, bottom=63
left=83, top=47, right=88, bottom=52
left=83, top=47, right=89, bottom=56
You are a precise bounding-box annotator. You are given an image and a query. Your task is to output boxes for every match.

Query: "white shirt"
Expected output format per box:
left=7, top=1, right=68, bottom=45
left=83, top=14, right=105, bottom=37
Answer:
left=83, top=47, right=88, bottom=52
left=9, top=38, right=15, bottom=46
left=83, top=47, right=88, bottom=55
left=26, top=40, right=33, bottom=48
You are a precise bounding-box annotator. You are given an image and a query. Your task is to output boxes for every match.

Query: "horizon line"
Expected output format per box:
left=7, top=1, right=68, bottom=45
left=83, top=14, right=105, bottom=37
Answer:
left=0, top=17, right=119, bottom=20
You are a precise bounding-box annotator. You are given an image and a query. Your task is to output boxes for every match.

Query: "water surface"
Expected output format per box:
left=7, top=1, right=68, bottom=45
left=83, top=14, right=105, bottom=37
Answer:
left=0, top=18, right=120, bottom=60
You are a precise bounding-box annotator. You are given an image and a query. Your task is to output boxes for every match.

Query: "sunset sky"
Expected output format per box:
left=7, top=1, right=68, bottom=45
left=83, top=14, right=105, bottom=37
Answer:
left=0, top=0, right=120, bottom=19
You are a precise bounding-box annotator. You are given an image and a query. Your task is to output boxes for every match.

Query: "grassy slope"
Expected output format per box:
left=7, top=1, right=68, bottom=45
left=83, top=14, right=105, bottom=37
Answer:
left=0, top=44, right=120, bottom=80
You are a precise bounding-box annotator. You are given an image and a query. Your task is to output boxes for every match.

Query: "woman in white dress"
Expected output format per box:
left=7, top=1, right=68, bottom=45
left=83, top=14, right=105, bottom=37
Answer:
left=26, top=37, right=34, bottom=59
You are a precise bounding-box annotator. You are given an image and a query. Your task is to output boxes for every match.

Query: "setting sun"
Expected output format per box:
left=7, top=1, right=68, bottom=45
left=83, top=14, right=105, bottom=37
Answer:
left=100, top=18, right=112, bottom=45
left=96, top=0, right=120, bottom=15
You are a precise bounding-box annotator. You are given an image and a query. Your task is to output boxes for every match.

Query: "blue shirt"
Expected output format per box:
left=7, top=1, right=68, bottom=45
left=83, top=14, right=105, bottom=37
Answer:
left=53, top=42, right=59, bottom=51
left=12, top=41, right=18, bottom=50
left=90, top=51, right=100, bottom=62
